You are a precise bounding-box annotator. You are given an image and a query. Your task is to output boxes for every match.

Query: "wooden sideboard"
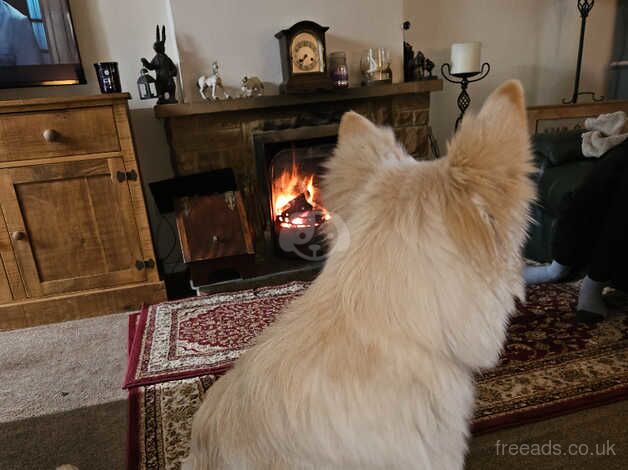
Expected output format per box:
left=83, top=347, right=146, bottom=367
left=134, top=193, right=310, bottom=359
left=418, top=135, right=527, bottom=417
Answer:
left=0, top=94, right=166, bottom=330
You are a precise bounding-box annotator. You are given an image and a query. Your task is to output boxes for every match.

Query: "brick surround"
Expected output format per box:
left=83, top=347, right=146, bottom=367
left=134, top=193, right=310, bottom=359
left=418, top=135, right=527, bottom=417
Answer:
left=156, top=81, right=442, bottom=255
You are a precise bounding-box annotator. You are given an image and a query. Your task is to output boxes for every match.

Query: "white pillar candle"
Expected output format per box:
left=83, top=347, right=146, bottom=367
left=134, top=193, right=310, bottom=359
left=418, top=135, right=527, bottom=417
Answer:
left=450, top=42, right=481, bottom=75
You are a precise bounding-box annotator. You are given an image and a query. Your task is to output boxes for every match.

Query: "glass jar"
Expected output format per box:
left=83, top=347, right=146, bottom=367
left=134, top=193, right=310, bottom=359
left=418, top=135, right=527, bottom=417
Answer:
left=360, top=48, right=392, bottom=85
left=329, top=52, right=349, bottom=88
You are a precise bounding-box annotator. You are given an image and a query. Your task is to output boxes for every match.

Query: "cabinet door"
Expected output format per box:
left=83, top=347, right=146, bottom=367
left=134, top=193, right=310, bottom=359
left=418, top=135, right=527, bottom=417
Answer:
left=0, top=258, right=12, bottom=302
left=0, top=158, right=149, bottom=297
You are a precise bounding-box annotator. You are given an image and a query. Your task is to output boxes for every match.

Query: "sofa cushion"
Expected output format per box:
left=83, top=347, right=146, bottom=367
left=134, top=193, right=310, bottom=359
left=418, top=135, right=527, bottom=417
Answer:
left=538, top=160, right=596, bottom=216
left=533, top=130, right=585, bottom=166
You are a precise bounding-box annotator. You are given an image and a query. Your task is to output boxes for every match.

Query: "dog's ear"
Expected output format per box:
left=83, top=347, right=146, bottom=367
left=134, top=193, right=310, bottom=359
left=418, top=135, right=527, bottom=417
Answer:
left=446, top=79, right=533, bottom=188
left=444, top=80, right=535, bottom=259
left=323, top=112, right=402, bottom=220
left=337, top=111, right=378, bottom=142
left=446, top=79, right=529, bottom=174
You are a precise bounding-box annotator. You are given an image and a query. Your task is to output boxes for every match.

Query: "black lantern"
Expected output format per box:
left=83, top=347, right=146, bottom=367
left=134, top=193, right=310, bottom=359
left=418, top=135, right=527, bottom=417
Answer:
left=137, top=68, right=158, bottom=100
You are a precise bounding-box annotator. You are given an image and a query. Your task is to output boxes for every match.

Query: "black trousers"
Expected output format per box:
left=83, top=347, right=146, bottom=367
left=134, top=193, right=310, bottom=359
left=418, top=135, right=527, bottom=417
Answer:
left=552, top=141, right=628, bottom=288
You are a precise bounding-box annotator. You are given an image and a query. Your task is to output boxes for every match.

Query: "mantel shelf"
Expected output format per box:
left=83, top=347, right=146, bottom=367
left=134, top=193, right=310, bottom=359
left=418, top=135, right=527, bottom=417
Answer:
left=154, top=80, right=443, bottom=118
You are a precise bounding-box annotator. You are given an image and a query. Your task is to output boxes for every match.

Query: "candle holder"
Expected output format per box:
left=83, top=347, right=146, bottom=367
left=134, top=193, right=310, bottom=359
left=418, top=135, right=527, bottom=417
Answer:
left=561, top=0, right=604, bottom=104
left=441, top=62, right=490, bottom=130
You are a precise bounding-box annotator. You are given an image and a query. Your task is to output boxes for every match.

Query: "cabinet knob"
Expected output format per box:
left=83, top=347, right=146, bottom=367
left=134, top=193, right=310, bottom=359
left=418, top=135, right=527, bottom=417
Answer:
left=11, top=231, right=27, bottom=242
left=42, top=129, right=59, bottom=142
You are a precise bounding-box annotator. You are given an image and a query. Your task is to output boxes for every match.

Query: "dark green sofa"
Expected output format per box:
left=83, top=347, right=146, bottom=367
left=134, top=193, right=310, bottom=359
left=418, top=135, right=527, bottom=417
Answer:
left=524, top=130, right=596, bottom=262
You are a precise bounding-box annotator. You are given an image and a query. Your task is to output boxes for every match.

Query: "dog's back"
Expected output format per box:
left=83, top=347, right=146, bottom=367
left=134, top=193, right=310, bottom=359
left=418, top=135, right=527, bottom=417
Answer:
left=185, top=80, right=535, bottom=470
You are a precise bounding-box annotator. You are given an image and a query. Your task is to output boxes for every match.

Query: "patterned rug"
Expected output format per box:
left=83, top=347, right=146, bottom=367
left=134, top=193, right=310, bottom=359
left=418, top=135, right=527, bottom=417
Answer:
left=125, top=282, right=309, bottom=388
left=126, top=282, right=628, bottom=470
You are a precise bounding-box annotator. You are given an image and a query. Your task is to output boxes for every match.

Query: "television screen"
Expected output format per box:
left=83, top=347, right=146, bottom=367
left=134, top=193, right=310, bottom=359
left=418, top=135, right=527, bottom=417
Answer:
left=0, top=0, right=85, bottom=88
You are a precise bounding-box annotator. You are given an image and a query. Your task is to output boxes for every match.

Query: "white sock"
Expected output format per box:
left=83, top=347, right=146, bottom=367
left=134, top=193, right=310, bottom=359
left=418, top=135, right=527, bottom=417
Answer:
left=576, top=276, right=607, bottom=322
left=523, top=261, right=571, bottom=285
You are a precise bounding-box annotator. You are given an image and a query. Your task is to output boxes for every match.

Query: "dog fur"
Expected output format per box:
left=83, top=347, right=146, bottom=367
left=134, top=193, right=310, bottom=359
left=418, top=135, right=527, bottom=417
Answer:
left=184, top=80, right=535, bottom=470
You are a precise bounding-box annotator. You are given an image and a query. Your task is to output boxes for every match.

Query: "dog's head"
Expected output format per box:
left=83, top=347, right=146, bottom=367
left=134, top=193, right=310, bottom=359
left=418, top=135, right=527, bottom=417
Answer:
left=321, top=80, right=535, bottom=369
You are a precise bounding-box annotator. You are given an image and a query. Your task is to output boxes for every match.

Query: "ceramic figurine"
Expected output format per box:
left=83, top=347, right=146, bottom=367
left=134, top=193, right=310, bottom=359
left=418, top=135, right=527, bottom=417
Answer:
left=141, top=25, right=178, bottom=104
left=414, top=51, right=425, bottom=80
left=197, top=62, right=230, bottom=100
left=403, top=41, right=415, bottom=82
left=240, top=76, right=264, bottom=97
left=402, top=21, right=416, bottom=82
left=424, top=58, right=436, bottom=79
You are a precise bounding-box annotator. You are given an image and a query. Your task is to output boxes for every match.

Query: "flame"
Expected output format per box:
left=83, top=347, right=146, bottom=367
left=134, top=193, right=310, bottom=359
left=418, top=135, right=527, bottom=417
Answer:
left=271, top=160, right=329, bottom=227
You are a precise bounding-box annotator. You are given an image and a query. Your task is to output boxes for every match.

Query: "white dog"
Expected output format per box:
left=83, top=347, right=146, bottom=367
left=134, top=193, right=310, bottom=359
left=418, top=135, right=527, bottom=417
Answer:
left=184, top=80, right=535, bottom=469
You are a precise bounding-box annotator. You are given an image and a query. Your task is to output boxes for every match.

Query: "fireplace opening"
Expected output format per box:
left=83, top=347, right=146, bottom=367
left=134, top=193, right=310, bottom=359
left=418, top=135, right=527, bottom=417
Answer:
left=253, top=125, right=337, bottom=259
left=271, top=145, right=332, bottom=258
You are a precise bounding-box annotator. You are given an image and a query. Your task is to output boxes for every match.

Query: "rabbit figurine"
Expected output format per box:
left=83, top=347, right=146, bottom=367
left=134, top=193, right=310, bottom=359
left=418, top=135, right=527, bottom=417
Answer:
left=141, top=25, right=178, bottom=104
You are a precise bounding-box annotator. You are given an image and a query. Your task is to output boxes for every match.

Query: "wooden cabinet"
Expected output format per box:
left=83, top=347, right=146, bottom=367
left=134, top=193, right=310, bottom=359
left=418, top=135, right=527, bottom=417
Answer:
left=0, top=94, right=165, bottom=330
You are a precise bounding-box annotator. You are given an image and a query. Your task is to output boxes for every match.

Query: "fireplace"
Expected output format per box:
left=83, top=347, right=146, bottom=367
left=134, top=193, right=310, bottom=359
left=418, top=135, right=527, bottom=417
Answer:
left=253, top=125, right=337, bottom=259
left=155, top=81, right=441, bottom=286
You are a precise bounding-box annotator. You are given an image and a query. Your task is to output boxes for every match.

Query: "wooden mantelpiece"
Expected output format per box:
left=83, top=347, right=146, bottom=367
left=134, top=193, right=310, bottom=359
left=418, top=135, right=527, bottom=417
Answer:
left=155, top=80, right=443, bottom=118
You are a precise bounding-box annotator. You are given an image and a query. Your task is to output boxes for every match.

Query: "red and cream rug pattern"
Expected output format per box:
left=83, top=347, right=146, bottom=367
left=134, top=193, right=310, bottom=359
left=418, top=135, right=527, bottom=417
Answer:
left=126, top=282, right=628, bottom=470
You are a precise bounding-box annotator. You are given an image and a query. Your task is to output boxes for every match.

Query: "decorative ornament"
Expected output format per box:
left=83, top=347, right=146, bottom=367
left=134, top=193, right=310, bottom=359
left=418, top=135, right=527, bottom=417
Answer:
left=275, top=21, right=333, bottom=94
left=402, top=22, right=437, bottom=82
left=239, top=76, right=264, bottom=98
left=562, top=0, right=604, bottom=104
left=403, top=21, right=415, bottom=82
left=140, top=25, right=178, bottom=104
left=441, top=61, right=490, bottom=130
left=137, top=68, right=158, bottom=100
left=197, top=62, right=230, bottom=100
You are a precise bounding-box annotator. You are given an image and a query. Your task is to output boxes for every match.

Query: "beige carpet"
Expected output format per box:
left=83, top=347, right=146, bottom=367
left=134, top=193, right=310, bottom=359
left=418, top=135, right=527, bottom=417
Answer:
left=467, top=400, right=628, bottom=469
left=0, top=312, right=130, bottom=470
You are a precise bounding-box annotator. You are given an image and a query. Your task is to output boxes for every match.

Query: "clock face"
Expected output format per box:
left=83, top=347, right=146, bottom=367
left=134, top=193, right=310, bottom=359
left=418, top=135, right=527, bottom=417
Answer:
left=290, top=32, right=324, bottom=74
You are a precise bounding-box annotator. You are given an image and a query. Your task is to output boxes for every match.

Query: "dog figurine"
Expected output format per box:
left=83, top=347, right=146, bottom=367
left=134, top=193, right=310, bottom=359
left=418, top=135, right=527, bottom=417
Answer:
left=240, top=76, right=264, bottom=98
left=184, top=80, right=535, bottom=469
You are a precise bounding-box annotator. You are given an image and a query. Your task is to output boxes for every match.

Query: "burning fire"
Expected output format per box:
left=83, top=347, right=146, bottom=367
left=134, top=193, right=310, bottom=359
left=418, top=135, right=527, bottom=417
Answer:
left=272, top=161, right=330, bottom=229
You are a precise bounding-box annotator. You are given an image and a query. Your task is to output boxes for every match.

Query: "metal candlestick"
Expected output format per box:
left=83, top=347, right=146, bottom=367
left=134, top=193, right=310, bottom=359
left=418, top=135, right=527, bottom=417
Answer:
left=562, top=0, right=604, bottom=104
left=441, top=62, right=490, bottom=130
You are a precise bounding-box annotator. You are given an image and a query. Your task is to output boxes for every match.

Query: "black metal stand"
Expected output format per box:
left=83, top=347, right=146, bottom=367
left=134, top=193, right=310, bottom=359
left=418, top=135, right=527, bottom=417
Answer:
left=562, top=0, right=604, bottom=104
left=441, top=62, right=490, bottom=130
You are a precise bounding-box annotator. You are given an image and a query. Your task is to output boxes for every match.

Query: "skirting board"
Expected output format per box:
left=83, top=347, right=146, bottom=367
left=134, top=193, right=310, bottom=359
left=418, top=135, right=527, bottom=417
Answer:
left=0, top=281, right=166, bottom=331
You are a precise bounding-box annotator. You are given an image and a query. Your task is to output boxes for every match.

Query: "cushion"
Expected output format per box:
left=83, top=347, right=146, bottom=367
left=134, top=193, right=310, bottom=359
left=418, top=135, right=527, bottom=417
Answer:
left=533, top=130, right=585, bottom=167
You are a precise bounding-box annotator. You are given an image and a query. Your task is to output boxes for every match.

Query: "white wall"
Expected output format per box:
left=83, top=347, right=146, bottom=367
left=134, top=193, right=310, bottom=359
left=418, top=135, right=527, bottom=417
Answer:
left=169, top=0, right=405, bottom=100
left=404, top=0, right=617, bottom=148
left=0, top=0, right=181, bottom=266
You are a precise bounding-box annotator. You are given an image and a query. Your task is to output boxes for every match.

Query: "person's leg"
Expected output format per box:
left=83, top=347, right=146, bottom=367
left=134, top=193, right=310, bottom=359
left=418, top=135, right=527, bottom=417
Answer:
left=576, top=276, right=608, bottom=323
left=525, top=142, right=628, bottom=286
left=524, top=260, right=571, bottom=284
left=577, top=160, right=628, bottom=323
left=524, top=176, right=605, bottom=285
